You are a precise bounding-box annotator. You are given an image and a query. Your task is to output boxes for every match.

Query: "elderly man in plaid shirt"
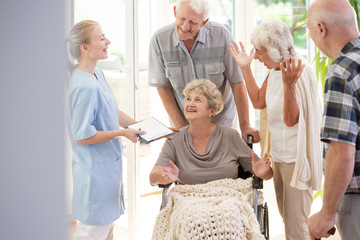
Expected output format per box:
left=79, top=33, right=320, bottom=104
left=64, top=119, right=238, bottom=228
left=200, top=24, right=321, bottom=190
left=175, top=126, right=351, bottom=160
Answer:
left=307, top=0, right=360, bottom=239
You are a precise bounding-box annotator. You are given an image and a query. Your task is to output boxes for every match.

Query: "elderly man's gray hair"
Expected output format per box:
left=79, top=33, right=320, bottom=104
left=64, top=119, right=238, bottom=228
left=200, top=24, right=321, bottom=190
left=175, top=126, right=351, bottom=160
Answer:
left=250, top=19, right=295, bottom=62
left=176, top=0, right=211, bottom=21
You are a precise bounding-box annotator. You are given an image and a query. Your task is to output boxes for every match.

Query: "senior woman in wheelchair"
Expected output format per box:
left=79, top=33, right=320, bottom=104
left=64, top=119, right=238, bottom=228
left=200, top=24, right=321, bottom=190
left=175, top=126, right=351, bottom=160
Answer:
left=149, top=79, right=273, bottom=187
left=149, top=79, right=273, bottom=240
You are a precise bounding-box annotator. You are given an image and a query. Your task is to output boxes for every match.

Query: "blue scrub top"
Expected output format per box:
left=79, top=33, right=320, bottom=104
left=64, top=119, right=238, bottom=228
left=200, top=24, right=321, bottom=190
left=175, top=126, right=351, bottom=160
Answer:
left=67, top=67, right=124, bottom=225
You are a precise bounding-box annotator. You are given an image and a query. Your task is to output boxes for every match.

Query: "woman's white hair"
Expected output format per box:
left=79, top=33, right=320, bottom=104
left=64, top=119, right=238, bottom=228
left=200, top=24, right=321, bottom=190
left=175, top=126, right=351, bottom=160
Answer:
left=183, top=79, right=224, bottom=116
left=250, top=19, right=295, bottom=62
left=176, top=0, right=211, bottom=21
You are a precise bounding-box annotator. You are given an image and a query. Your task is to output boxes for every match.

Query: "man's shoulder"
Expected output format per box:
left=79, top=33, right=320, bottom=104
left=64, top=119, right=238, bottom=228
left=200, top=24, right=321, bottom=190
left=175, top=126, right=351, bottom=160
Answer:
left=204, top=21, right=230, bottom=33
left=152, top=23, right=175, bottom=38
left=335, top=38, right=360, bottom=66
left=330, top=48, right=360, bottom=80
left=150, top=23, right=177, bottom=50
left=202, top=21, right=232, bottom=43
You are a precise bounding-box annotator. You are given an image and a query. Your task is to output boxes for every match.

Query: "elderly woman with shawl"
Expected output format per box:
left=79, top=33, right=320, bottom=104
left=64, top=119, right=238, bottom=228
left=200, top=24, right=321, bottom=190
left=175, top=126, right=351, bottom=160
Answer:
left=230, top=19, right=322, bottom=240
left=149, top=79, right=273, bottom=240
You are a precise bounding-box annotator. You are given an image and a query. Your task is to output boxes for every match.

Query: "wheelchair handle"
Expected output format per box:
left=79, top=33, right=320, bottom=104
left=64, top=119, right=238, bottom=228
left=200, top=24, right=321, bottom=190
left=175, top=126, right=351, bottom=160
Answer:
left=247, top=134, right=263, bottom=189
left=247, top=135, right=253, bottom=144
left=314, top=227, right=336, bottom=240
left=247, top=135, right=253, bottom=149
left=252, top=175, right=263, bottom=189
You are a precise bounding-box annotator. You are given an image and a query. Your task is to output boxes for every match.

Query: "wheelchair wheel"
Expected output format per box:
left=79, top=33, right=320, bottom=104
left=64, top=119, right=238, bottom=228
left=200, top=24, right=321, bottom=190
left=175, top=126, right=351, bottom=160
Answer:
left=257, top=202, right=269, bottom=240
left=264, top=202, right=269, bottom=240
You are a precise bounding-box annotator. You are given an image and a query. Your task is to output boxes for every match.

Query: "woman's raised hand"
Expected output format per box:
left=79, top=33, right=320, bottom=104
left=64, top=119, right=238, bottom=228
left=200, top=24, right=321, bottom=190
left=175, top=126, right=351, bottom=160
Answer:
left=229, top=41, right=255, bottom=68
left=280, top=58, right=305, bottom=87
left=160, top=161, right=179, bottom=182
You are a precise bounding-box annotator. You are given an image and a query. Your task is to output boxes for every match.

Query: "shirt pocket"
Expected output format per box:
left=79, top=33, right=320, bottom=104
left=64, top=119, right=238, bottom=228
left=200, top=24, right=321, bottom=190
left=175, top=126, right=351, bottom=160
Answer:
left=165, top=63, right=185, bottom=93
left=204, top=62, right=225, bottom=87
left=92, top=158, right=122, bottom=201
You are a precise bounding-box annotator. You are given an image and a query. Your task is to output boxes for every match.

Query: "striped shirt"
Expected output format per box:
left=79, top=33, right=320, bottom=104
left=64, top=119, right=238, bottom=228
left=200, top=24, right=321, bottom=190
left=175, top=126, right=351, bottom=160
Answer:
left=321, top=37, right=360, bottom=193
left=148, top=21, right=243, bottom=127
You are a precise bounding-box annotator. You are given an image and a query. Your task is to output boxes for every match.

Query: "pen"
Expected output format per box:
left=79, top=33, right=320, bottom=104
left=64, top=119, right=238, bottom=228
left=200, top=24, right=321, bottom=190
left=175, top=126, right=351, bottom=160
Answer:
left=136, top=128, right=141, bottom=142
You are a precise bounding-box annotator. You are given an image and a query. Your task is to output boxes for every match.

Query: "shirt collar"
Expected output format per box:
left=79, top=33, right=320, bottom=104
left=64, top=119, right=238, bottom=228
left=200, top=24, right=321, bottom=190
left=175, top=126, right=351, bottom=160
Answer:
left=339, top=37, right=360, bottom=57
left=196, top=24, right=207, bottom=44
left=172, top=22, right=208, bottom=48
left=172, top=27, right=181, bottom=47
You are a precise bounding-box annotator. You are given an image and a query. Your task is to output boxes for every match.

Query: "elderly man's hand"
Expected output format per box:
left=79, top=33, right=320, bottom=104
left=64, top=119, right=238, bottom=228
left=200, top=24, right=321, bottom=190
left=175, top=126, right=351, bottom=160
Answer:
left=166, top=127, right=180, bottom=140
left=241, top=125, right=260, bottom=143
left=280, top=58, right=305, bottom=88
left=229, top=41, right=255, bottom=68
left=308, top=210, right=336, bottom=240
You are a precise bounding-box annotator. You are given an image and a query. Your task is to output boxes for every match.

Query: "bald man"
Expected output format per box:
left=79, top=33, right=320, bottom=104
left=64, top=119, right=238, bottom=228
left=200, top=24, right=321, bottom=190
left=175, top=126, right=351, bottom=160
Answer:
left=307, top=0, right=360, bottom=239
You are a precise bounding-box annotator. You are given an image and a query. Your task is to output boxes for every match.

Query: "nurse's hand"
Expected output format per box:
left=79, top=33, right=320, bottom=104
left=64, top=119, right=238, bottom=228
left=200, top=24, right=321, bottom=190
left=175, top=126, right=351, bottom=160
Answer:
left=123, top=128, right=146, bottom=143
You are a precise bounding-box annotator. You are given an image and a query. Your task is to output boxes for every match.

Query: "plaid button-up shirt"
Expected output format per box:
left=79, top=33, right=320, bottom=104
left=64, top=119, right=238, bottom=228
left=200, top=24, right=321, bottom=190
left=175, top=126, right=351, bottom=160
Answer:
left=321, top=37, right=360, bottom=193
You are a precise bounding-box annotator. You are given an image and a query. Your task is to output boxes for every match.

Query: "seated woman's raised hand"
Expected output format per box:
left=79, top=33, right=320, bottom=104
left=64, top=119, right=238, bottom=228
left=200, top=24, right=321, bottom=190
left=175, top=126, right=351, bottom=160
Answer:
left=160, top=161, right=179, bottom=182
left=252, top=152, right=273, bottom=180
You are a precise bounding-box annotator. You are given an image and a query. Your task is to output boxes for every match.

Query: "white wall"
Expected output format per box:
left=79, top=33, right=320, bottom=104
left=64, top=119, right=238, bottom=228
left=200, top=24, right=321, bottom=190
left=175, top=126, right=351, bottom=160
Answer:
left=0, top=0, right=68, bottom=239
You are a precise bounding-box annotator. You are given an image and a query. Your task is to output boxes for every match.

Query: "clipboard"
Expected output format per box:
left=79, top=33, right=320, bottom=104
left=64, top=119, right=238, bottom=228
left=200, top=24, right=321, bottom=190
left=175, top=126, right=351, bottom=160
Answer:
left=125, top=117, right=174, bottom=144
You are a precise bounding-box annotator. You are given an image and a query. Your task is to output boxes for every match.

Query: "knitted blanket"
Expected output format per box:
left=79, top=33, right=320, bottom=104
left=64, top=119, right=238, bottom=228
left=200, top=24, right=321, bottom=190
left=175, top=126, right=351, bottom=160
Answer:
left=152, top=178, right=265, bottom=240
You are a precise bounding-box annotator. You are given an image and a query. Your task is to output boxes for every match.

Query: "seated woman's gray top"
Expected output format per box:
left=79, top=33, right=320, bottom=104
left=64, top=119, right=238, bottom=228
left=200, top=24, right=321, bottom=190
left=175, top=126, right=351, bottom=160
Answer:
left=155, top=125, right=256, bottom=185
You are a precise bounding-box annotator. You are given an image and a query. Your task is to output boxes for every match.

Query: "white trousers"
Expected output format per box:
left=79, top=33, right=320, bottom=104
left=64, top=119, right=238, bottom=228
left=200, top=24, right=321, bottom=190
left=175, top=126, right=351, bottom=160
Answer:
left=75, top=222, right=114, bottom=240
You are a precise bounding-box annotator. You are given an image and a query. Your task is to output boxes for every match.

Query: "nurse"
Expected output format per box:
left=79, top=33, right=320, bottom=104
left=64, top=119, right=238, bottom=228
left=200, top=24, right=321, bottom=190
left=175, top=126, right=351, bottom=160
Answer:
left=67, top=20, right=144, bottom=239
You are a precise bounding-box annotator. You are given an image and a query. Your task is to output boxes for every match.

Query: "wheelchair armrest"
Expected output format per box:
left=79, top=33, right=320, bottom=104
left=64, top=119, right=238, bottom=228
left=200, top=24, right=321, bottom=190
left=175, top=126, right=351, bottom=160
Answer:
left=245, top=134, right=264, bottom=189
left=252, top=176, right=263, bottom=189
left=159, top=183, right=173, bottom=189
left=158, top=182, right=174, bottom=210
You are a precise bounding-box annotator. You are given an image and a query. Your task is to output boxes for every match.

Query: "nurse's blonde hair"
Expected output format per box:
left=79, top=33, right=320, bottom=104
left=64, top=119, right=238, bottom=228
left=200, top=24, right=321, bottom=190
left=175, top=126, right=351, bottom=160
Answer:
left=68, top=20, right=99, bottom=61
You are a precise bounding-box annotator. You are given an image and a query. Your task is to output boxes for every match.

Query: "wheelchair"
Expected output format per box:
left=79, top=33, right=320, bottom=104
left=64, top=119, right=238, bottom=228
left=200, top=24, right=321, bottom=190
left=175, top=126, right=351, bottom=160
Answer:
left=158, top=135, right=269, bottom=240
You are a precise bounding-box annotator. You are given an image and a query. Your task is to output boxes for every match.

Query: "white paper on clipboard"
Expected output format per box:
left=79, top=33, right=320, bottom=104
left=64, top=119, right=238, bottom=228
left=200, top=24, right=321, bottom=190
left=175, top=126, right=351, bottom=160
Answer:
left=125, top=117, right=174, bottom=143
